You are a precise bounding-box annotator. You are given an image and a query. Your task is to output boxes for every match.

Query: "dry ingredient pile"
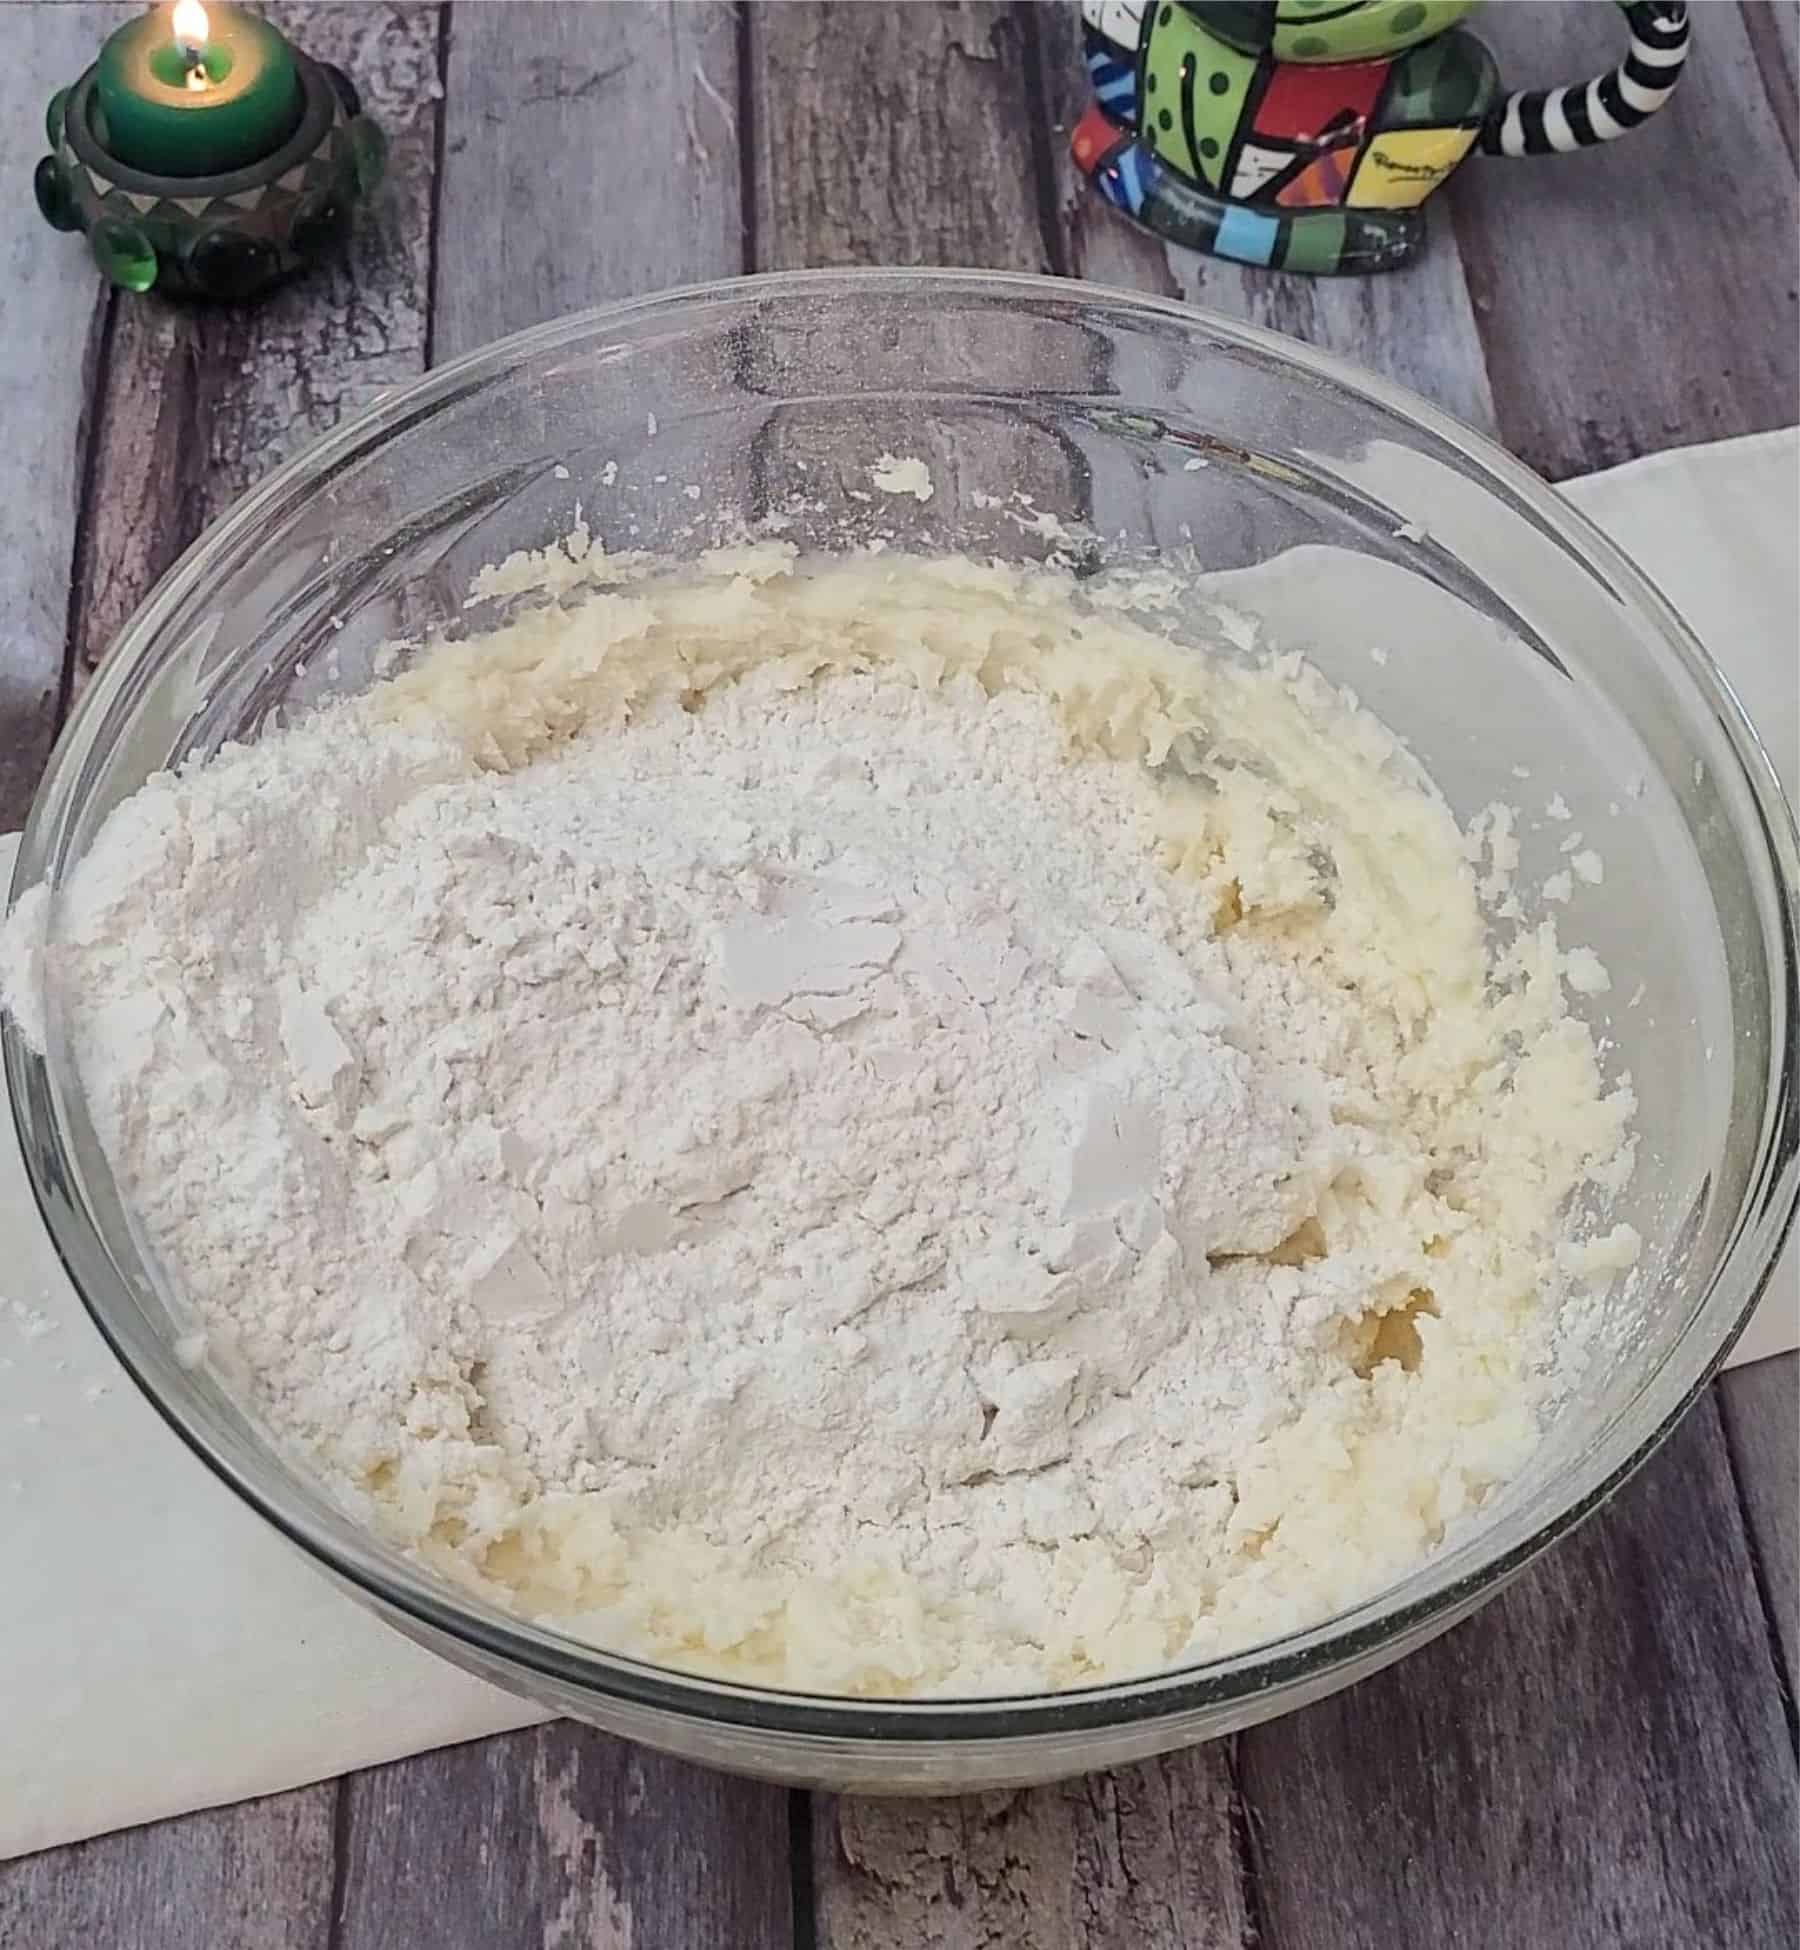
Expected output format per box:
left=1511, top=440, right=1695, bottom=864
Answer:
left=0, top=545, right=1638, bottom=1695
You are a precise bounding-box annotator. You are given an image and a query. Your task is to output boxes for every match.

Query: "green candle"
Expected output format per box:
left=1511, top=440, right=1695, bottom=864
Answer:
left=93, top=2, right=302, bottom=178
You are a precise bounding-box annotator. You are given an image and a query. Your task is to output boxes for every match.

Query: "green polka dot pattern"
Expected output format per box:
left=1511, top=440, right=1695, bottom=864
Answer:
left=1263, top=0, right=1476, bottom=63
left=1141, top=4, right=1260, bottom=190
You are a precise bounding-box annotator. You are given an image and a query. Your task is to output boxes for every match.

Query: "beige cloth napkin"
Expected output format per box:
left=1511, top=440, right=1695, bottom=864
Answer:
left=2, top=428, right=1795, bottom=1861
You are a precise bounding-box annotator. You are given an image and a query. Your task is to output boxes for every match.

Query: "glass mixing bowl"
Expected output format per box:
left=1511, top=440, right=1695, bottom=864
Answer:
left=6, top=271, right=1795, bottom=1793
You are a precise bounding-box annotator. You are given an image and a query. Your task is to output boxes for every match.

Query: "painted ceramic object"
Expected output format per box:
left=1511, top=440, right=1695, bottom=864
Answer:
left=1073, top=0, right=1690, bottom=274
left=34, top=52, right=384, bottom=300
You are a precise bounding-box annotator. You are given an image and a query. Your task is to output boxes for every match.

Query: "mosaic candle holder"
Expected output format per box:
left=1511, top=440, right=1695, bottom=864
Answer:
left=34, top=18, right=385, bottom=301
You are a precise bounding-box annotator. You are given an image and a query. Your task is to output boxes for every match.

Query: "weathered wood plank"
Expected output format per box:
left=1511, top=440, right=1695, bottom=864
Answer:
left=745, top=3, right=1083, bottom=558
left=1718, top=1354, right=1800, bottom=1705
left=0, top=1781, right=334, bottom=1950
left=1039, top=24, right=1797, bottom=1950
left=751, top=1, right=1055, bottom=272
left=0, top=4, right=123, bottom=828
left=1, top=8, right=440, bottom=1942
left=1034, top=5, right=1496, bottom=431
left=332, top=1722, right=792, bottom=1950
left=1451, top=0, right=1799, bottom=478
left=315, top=17, right=791, bottom=1950
left=9, top=13, right=1791, bottom=1950
left=73, top=0, right=442, bottom=675
left=432, top=0, right=743, bottom=363
left=1242, top=1397, right=1800, bottom=1950
left=747, top=11, right=1250, bottom=1942
left=816, top=1758, right=1255, bottom=1950
left=1740, top=0, right=1798, bottom=170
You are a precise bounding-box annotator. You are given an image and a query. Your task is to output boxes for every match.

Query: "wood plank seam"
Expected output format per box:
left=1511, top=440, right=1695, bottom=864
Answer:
left=738, top=0, right=760, bottom=273
left=1225, top=1734, right=1272, bottom=1949
left=421, top=0, right=454, bottom=370
left=1014, top=0, right=1072, bottom=279
left=1717, top=1358, right=1800, bottom=1717
left=324, top=1772, right=353, bottom=1950
left=54, top=289, right=118, bottom=735
left=1739, top=0, right=1799, bottom=173
left=790, top=1785, right=819, bottom=1950
left=734, top=19, right=818, bottom=1925
left=1715, top=1384, right=1800, bottom=1761
left=65, top=291, right=211, bottom=679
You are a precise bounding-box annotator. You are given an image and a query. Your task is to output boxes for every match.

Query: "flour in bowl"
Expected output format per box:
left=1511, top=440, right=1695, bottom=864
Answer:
left=1, top=548, right=1636, bottom=1694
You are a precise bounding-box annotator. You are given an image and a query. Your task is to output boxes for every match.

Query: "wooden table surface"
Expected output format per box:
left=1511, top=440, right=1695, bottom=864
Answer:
left=1, top=4, right=1795, bottom=1945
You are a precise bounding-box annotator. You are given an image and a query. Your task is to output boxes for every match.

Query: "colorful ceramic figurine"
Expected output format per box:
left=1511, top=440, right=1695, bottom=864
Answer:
left=1072, top=1, right=1690, bottom=274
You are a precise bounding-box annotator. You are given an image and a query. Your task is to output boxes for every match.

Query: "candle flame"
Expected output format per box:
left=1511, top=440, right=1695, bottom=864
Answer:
left=171, top=0, right=208, bottom=51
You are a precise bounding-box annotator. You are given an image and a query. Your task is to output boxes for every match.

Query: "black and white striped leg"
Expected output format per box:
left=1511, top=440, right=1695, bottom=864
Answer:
left=1478, top=0, right=1690, bottom=158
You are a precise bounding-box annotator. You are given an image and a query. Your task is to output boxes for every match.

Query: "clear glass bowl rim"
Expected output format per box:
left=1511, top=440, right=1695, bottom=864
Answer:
left=7, top=267, right=1797, bottom=1741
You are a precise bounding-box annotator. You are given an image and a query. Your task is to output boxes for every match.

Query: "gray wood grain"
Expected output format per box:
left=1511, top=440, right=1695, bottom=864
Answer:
left=0, top=1782, right=334, bottom=1950
left=1034, top=13, right=1800, bottom=1949
left=432, top=0, right=743, bottom=363
left=747, top=11, right=1252, bottom=1941
left=5, top=6, right=1795, bottom=1948
left=1680, top=0, right=1799, bottom=1744
left=332, top=1722, right=792, bottom=1950
left=745, top=2, right=1084, bottom=559
left=1740, top=0, right=1798, bottom=170
left=0, top=4, right=124, bottom=828
left=750, top=1, right=1055, bottom=272
left=1450, top=0, right=1800, bottom=479
left=72, top=0, right=442, bottom=676
left=816, top=1757, right=1255, bottom=1950
left=1034, top=5, right=1496, bottom=432
left=1241, top=1398, right=1799, bottom=1950
left=1719, top=1353, right=1800, bottom=1705
left=1, top=9, right=440, bottom=1945
left=317, top=15, right=795, bottom=1949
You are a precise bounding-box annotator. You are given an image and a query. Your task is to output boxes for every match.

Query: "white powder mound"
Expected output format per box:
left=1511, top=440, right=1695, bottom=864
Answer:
left=1, top=550, right=1636, bottom=1696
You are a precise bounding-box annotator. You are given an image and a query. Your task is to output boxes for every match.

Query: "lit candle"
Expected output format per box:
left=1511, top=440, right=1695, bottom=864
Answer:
left=93, top=2, right=303, bottom=178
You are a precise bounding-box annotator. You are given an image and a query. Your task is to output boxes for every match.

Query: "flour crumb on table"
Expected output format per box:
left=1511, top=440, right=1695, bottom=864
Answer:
left=1571, top=849, right=1605, bottom=886
left=0, top=550, right=1636, bottom=1697
left=6, top=1298, right=57, bottom=1343
left=870, top=453, right=935, bottom=502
